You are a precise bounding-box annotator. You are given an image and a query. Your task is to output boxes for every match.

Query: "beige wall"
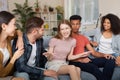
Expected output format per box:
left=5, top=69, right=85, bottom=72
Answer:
left=8, top=0, right=120, bottom=17
left=8, top=0, right=64, bottom=13
left=99, top=0, right=120, bottom=17
left=7, top=0, right=120, bottom=33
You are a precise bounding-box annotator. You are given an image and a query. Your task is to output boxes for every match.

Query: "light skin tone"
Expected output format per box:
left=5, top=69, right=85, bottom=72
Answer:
left=44, top=24, right=91, bottom=61
left=0, top=18, right=24, bottom=80
left=70, top=19, right=114, bottom=63
left=26, top=25, right=57, bottom=79
left=15, top=30, right=24, bottom=49
left=45, top=23, right=81, bottom=80
left=116, top=56, right=120, bottom=66
left=60, top=24, right=71, bottom=39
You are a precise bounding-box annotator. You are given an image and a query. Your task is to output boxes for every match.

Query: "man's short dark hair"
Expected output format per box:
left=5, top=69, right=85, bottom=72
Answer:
left=25, top=17, right=44, bottom=33
left=70, top=15, right=82, bottom=21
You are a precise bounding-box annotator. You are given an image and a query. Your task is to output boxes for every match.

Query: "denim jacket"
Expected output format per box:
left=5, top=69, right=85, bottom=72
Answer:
left=93, top=28, right=120, bottom=56
left=12, top=33, right=47, bottom=77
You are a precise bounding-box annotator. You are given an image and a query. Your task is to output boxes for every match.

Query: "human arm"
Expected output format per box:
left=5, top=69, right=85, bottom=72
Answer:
left=9, top=30, right=23, bottom=49
left=43, top=38, right=56, bottom=61
left=15, top=51, right=55, bottom=78
left=43, top=46, right=54, bottom=61
left=90, top=41, right=98, bottom=47
left=41, top=39, right=57, bottom=78
left=10, top=47, right=24, bottom=64
left=13, top=46, right=45, bottom=77
left=0, top=52, right=14, bottom=77
left=15, top=30, right=24, bottom=49
left=116, top=56, right=120, bottom=66
left=86, top=43, right=114, bottom=59
left=43, top=69, right=58, bottom=79
left=67, top=47, right=91, bottom=60
left=12, top=37, right=51, bottom=77
left=0, top=40, right=24, bottom=77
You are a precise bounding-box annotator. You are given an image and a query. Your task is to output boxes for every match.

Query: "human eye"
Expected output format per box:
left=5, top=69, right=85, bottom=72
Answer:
left=60, top=28, right=64, bottom=31
left=66, top=27, right=70, bottom=30
left=71, top=23, right=75, bottom=26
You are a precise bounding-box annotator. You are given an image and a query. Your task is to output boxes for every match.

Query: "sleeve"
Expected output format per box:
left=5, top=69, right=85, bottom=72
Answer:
left=0, top=52, right=14, bottom=77
left=49, top=38, right=56, bottom=47
left=15, top=55, right=44, bottom=77
left=12, top=37, right=45, bottom=77
left=39, top=38, right=47, bottom=68
left=114, top=35, right=120, bottom=55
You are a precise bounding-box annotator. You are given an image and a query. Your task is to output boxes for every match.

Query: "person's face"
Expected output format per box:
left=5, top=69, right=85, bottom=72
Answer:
left=4, top=18, right=17, bottom=36
left=70, top=20, right=81, bottom=33
left=35, top=25, right=44, bottom=39
left=60, top=24, right=71, bottom=39
left=103, top=18, right=111, bottom=31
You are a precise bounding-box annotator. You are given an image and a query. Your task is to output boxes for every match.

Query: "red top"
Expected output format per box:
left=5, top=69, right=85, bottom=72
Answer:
left=72, top=33, right=90, bottom=55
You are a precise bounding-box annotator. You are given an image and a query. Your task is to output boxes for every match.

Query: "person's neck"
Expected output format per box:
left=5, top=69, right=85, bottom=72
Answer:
left=27, top=34, right=36, bottom=44
left=104, top=30, right=112, bottom=33
left=0, top=33, right=7, bottom=48
left=106, top=30, right=112, bottom=32
left=72, top=32, right=79, bottom=35
left=62, top=37, right=69, bottom=40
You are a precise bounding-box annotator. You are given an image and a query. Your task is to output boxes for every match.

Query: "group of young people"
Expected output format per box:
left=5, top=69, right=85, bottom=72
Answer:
left=0, top=10, right=120, bottom=80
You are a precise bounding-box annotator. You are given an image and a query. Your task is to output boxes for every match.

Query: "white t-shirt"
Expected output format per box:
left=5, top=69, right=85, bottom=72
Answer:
left=27, top=42, right=37, bottom=67
left=99, top=35, right=115, bottom=54
left=0, top=47, right=10, bottom=66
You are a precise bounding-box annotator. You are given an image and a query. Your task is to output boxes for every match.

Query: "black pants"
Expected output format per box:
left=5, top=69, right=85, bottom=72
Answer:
left=69, top=58, right=115, bottom=80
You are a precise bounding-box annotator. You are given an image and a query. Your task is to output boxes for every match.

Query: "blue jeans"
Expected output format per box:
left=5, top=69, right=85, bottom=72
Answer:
left=14, top=72, right=30, bottom=80
left=44, top=77, right=57, bottom=80
left=69, top=58, right=115, bottom=80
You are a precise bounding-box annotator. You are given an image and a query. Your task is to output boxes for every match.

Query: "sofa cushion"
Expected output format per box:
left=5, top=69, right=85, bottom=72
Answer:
left=112, top=66, right=120, bottom=80
left=81, top=71, right=96, bottom=80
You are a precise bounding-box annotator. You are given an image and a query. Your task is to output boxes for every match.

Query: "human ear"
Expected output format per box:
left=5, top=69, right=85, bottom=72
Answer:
left=1, top=23, right=7, bottom=31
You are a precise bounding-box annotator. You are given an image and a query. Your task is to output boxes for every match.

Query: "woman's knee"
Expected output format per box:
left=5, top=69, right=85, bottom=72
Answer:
left=68, top=65, right=77, bottom=71
left=76, top=67, right=81, bottom=72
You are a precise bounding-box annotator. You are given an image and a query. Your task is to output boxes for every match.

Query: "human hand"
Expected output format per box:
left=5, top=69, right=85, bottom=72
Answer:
left=44, top=69, right=58, bottom=79
left=116, top=56, right=120, bottom=66
left=104, top=54, right=115, bottom=59
left=90, top=41, right=98, bottom=47
left=43, top=52, right=53, bottom=61
left=10, top=48, right=24, bottom=64
left=79, top=58, right=91, bottom=63
left=81, top=51, right=92, bottom=57
left=13, top=48, right=24, bottom=59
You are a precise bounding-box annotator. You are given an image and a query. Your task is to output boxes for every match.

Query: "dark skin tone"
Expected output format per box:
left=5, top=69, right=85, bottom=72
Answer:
left=70, top=19, right=114, bottom=63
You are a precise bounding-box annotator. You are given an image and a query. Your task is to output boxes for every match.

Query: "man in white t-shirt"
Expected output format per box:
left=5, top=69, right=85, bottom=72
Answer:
left=13, top=17, right=57, bottom=80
